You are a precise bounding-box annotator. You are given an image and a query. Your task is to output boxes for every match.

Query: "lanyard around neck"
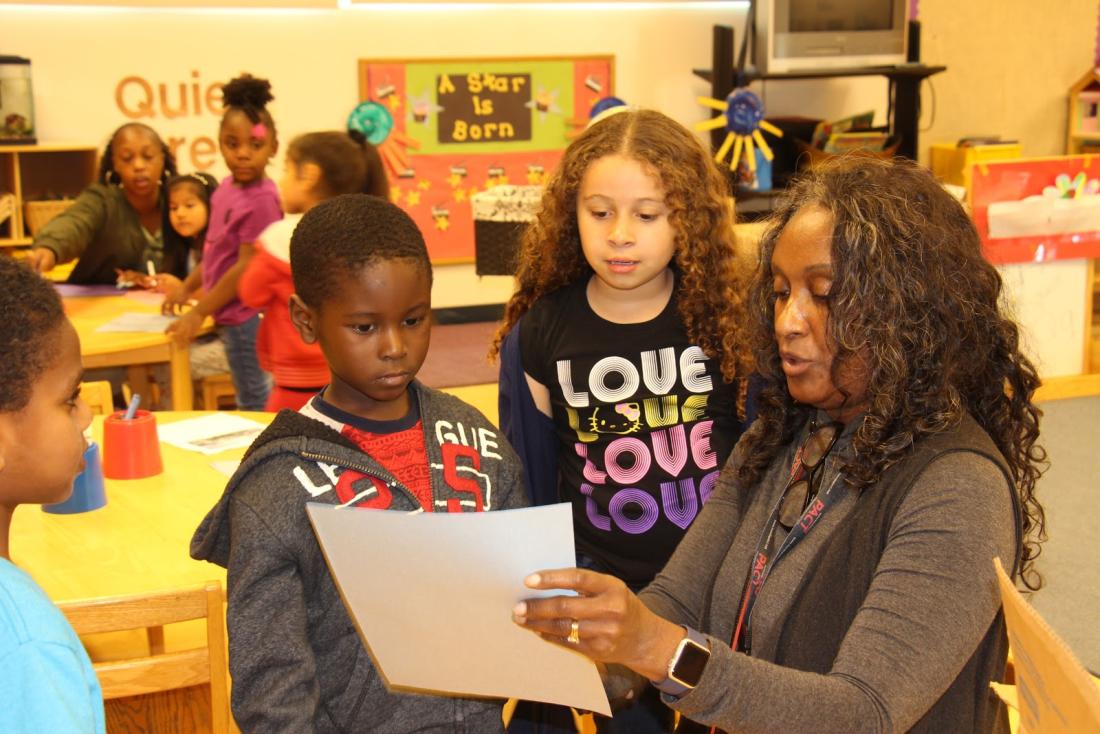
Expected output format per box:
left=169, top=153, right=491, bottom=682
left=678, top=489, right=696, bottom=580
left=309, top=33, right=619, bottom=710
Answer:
left=730, top=460, right=845, bottom=655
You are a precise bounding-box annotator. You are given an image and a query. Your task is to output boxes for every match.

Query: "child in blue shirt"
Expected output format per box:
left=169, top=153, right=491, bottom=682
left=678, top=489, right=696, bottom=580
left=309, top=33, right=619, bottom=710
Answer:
left=0, top=257, right=105, bottom=733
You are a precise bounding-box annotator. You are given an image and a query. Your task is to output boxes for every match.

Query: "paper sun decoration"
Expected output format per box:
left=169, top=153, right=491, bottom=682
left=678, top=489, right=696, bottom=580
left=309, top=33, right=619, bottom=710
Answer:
left=694, top=89, right=782, bottom=173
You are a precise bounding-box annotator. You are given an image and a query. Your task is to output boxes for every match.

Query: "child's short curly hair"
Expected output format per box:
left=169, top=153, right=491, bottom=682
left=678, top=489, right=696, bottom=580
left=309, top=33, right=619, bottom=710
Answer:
left=0, top=257, right=66, bottom=412
left=289, top=194, right=431, bottom=308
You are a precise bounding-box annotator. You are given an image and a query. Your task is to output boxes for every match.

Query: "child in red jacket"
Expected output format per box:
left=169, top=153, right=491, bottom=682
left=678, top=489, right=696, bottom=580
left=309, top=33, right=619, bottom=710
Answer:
left=239, top=130, right=389, bottom=411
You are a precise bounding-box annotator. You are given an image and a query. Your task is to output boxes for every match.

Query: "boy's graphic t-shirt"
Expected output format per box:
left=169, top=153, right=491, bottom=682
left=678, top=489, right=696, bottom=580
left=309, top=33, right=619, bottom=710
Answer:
left=521, top=278, right=740, bottom=587
left=301, top=391, right=434, bottom=512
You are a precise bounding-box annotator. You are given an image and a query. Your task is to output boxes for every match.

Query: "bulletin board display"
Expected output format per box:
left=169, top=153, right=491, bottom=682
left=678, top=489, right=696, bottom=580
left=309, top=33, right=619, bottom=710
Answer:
left=358, top=56, right=614, bottom=263
left=971, top=155, right=1100, bottom=264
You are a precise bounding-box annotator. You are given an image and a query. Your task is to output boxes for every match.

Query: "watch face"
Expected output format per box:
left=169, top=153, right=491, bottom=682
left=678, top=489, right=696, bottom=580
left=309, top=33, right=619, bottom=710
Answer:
left=673, top=639, right=710, bottom=687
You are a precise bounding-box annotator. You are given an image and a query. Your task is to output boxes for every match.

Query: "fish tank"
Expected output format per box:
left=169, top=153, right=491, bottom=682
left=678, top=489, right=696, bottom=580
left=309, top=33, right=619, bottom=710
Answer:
left=0, top=56, right=36, bottom=145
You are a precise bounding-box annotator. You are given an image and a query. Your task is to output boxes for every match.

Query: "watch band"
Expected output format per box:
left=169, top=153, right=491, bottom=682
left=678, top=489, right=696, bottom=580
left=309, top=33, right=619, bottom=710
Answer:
left=652, top=625, right=711, bottom=698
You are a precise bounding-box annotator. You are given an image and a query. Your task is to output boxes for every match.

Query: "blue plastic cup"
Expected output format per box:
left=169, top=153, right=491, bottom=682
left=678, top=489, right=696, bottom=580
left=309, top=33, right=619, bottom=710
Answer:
left=44, top=441, right=107, bottom=514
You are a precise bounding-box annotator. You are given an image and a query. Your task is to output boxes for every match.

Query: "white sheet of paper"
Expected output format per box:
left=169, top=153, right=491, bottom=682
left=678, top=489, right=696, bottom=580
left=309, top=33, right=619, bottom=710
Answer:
left=209, top=459, right=241, bottom=477
left=156, top=414, right=266, bottom=455
left=94, top=311, right=176, bottom=333
left=306, top=502, right=611, bottom=716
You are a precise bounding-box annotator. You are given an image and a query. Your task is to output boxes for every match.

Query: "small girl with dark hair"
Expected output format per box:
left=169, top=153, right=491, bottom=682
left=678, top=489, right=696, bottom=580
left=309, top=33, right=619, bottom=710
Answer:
left=239, top=129, right=390, bottom=411
left=117, top=172, right=219, bottom=292
left=164, top=73, right=282, bottom=412
left=26, top=122, right=187, bottom=285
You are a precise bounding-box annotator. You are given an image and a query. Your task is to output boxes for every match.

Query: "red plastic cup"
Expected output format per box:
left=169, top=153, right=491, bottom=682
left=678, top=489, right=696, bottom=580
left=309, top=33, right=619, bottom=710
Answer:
left=102, top=409, right=164, bottom=479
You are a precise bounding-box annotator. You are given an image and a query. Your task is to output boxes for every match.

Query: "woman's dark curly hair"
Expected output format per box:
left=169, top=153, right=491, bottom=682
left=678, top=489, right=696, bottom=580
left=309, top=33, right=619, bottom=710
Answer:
left=220, top=73, right=276, bottom=139
left=490, top=108, right=751, bottom=384
left=737, top=157, right=1047, bottom=588
left=0, top=256, right=66, bottom=412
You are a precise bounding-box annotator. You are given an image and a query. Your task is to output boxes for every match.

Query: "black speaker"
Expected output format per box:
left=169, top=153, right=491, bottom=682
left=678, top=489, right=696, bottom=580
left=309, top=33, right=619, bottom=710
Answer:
left=907, top=20, right=921, bottom=63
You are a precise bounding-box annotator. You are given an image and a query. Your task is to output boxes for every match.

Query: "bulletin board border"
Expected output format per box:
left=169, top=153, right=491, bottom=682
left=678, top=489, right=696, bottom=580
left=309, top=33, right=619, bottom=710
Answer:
left=357, top=55, right=616, bottom=103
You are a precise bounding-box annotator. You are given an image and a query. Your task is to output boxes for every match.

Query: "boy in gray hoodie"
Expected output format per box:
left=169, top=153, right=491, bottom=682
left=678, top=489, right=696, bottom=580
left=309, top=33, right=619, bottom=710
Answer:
left=191, top=194, right=529, bottom=732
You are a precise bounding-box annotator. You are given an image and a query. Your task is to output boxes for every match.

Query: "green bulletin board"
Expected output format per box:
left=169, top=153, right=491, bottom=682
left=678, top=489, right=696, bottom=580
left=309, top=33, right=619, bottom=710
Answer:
left=358, top=56, right=615, bottom=262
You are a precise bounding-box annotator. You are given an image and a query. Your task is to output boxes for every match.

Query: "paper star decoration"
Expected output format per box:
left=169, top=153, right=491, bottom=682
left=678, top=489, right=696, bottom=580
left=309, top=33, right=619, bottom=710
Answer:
left=694, top=89, right=782, bottom=173
left=405, top=190, right=421, bottom=206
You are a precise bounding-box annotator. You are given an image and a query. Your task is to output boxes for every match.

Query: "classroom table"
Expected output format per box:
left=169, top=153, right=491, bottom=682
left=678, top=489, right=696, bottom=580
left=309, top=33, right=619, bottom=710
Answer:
left=10, top=410, right=272, bottom=611
left=64, top=290, right=203, bottom=411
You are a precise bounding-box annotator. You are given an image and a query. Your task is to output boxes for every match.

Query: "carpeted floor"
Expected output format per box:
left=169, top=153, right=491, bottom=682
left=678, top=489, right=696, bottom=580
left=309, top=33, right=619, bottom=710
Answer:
left=419, top=320, right=501, bottom=389
left=1029, top=395, right=1100, bottom=674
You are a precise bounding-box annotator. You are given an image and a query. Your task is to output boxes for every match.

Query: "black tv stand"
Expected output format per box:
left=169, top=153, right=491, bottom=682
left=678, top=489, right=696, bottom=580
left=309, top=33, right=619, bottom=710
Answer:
left=693, top=25, right=945, bottom=161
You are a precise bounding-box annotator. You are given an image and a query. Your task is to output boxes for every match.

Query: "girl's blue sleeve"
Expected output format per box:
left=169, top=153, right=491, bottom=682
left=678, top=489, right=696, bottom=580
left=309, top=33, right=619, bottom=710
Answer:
left=498, top=317, right=559, bottom=507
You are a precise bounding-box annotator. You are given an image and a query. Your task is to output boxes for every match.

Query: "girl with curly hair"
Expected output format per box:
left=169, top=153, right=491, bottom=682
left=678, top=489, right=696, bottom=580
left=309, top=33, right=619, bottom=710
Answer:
left=514, top=157, right=1047, bottom=733
left=494, top=108, right=756, bottom=733
left=163, top=73, right=282, bottom=411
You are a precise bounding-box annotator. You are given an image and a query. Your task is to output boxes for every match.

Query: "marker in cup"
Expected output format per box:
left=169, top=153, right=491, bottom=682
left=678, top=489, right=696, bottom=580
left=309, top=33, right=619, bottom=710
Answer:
left=123, top=393, right=141, bottom=420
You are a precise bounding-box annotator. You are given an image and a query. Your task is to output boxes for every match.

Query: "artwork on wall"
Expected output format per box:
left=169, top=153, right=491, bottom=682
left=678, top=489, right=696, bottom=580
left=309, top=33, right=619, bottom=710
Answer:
left=972, top=155, right=1100, bottom=264
left=356, top=56, right=614, bottom=263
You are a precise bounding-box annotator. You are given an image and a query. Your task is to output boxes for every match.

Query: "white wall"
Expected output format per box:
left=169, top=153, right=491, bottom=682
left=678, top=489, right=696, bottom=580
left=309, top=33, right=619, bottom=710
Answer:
left=3, top=1, right=889, bottom=308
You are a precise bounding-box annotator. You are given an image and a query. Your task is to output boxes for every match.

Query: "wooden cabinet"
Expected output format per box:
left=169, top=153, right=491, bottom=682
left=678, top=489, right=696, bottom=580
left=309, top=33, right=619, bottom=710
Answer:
left=1067, top=68, right=1100, bottom=156
left=0, top=144, right=98, bottom=248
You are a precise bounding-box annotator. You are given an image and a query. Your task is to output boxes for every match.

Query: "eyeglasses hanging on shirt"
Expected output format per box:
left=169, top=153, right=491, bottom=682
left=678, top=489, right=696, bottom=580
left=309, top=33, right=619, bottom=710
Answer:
left=776, top=420, right=842, bottom=531
left=730, top=419, right=845, bottom=656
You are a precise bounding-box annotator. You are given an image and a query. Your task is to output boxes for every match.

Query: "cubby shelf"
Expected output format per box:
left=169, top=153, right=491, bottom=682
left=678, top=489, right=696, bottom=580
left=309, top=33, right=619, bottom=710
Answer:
left=0, top=144, right=98, bottom=249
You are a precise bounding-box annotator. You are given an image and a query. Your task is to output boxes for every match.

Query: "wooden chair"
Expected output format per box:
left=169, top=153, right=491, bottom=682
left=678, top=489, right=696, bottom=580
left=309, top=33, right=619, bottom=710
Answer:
left=79, top=380, right=116, bottom=416
left=59, top=582, right=230, bottom=734
left=200, top=372, right=238, bottom=410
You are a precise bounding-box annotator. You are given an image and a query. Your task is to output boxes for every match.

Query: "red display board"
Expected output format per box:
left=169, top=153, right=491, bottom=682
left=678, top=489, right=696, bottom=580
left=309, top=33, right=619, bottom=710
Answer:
left=358, top=56, right=614, bottom=263
left=971, top=155, right=1100, bottom=264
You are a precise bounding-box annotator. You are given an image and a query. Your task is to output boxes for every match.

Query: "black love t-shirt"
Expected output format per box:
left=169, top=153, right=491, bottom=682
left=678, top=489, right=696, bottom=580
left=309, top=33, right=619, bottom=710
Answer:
left=521, top=278, right=745, bottom=588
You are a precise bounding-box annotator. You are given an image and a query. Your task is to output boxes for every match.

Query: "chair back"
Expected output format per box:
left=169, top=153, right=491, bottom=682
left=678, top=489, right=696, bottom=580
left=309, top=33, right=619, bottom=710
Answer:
left=59, top=582, right=229, bottom=734
left=79, top=380, right=115, bottom=416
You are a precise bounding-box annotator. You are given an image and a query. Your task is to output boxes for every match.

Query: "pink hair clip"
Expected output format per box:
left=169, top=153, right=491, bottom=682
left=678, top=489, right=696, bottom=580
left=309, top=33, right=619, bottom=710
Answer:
left=251, top=122, right=268, bottom=140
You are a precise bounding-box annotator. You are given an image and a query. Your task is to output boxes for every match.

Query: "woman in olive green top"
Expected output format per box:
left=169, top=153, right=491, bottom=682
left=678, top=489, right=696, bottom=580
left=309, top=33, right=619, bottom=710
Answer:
left=26, top=123, right=189, bottom=286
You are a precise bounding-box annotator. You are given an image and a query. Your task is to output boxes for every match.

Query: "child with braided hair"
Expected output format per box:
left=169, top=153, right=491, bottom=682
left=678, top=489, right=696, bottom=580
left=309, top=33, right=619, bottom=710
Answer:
left=163, top=73, right=282, bottom=411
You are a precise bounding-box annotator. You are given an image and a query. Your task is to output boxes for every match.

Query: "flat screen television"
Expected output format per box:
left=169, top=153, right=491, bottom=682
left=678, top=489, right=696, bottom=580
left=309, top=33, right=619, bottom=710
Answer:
left=753, top=0, right=909, bottom=73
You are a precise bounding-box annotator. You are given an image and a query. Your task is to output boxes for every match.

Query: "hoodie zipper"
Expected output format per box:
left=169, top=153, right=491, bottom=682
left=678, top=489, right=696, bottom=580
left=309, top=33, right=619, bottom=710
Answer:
left=298, top=450, right=424, bottom=509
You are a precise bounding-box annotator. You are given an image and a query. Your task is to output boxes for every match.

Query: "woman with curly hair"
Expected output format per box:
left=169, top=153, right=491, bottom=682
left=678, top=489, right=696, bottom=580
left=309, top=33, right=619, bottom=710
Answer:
left=493, top=108, right=757, bottom=733
left=513, top=157, right=1046, bottom=733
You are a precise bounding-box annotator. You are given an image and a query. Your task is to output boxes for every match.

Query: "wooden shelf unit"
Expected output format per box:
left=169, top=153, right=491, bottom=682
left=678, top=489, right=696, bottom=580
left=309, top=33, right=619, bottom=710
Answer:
left=0, top=144, right=98, bottom=249
left=694, top=25, right=945, bottom=162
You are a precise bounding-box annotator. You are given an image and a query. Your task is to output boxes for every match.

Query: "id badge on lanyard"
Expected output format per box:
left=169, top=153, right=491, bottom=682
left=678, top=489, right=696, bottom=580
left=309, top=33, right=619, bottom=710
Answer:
left=731, top=471, right=844, bottom=655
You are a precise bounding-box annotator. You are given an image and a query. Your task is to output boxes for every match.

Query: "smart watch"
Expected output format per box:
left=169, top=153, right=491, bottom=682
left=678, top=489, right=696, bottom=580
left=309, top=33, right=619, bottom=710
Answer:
left=652, top=626, right=711, bottom=698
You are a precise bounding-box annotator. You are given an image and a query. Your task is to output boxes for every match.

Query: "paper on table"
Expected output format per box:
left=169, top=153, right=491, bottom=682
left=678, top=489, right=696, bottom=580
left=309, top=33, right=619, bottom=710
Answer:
left=306, top=502, right=611, bottom=716
left=209, top=459, right=241, bottom=477
left=94, top=311, right=176, bottom=333
left=157, top=414, right=266, bottom=455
